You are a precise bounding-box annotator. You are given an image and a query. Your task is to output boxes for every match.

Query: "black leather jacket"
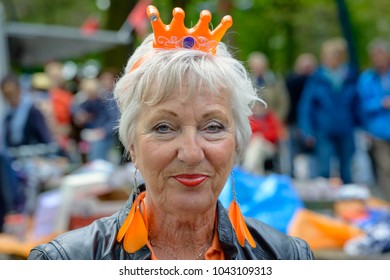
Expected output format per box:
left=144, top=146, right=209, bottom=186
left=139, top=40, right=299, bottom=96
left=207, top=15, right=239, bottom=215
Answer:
left=28, top=186, right=314, bottom=260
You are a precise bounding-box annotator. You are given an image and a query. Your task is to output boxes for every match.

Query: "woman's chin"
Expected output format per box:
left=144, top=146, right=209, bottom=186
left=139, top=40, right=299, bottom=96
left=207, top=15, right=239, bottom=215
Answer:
left=167, top=197, right=215, bottom=215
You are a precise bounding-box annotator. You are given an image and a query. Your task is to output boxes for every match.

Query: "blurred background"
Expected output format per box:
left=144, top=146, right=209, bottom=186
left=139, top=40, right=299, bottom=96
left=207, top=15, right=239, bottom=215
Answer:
left=2, top=0, right=390, bottom=73
left=1, top=0, right=390, bottom=260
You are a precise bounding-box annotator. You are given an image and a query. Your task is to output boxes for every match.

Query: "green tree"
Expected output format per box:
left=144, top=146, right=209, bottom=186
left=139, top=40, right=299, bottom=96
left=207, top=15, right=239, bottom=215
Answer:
left=4, top=0, right=390, bottom=73
left=102, top=0, right=135, bottom=71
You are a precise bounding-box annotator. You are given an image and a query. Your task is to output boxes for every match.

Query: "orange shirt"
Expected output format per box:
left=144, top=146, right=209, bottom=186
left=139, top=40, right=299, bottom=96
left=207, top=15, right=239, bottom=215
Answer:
left=50, top=87, right=73, bottom=125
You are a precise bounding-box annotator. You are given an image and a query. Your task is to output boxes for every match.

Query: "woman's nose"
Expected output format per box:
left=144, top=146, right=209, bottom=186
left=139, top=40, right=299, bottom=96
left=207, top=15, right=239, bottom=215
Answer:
left=177, top=128, right=205, bottom=165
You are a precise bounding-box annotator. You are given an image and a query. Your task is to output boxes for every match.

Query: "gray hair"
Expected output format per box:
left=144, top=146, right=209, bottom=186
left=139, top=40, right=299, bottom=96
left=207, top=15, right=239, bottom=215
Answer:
left=113, top=34, right=260, bottom=162
left=368, top=38, right=390, bottom=54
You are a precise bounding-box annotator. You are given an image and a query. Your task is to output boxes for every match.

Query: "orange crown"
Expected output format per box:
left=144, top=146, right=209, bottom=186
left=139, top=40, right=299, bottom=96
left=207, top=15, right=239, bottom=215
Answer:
left=146, top=5, right=233, bottom=55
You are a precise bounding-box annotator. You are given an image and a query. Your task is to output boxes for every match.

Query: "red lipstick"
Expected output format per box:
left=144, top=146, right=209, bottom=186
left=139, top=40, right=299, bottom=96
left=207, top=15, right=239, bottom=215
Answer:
left=173, top=174, right=208, bottom=187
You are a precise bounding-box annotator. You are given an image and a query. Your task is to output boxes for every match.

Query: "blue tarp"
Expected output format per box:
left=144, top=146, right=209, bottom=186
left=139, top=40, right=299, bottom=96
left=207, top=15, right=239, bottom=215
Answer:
left=219, top=166, right=303, bottom=233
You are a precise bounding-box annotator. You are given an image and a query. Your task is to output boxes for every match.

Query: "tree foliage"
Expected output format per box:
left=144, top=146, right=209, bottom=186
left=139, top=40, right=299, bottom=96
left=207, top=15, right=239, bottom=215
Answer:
left=2, top=0, right=390, bottom=72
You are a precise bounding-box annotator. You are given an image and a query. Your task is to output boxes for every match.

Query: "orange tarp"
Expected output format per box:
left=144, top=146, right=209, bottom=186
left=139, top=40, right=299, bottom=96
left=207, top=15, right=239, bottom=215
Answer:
left=288, top=209, right=364, bottom=250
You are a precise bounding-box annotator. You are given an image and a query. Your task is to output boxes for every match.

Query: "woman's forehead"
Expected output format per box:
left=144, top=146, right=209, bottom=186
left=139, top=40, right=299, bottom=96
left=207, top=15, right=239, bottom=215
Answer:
left=142, top=76, right=229, bottom=105
left=145, top=83, right=230, bottom=107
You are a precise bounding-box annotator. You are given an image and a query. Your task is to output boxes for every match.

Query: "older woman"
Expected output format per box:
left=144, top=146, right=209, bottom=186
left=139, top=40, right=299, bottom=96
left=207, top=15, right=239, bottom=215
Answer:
left=298, top=38, right=359, bottom=184
left=28, top=5, right=313, bottom=260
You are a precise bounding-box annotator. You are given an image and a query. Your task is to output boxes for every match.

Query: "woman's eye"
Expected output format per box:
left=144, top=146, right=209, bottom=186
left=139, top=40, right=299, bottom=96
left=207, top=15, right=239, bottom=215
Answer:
left=154, top=123, right=172, bottom=133
left=206, top=122, right=224, bottom=133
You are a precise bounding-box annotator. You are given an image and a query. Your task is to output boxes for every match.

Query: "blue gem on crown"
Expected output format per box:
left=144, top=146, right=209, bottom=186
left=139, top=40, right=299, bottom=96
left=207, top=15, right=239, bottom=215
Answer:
left=150, top=15, right=158, bottom=22
left=183, top=36, right=195, bottom=49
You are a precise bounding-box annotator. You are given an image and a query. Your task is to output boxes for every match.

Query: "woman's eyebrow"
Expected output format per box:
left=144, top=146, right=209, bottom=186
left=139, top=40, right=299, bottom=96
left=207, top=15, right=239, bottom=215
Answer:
left=146, top=109, right=178, bottom=122
left=201, top=109, right=230, bottom=121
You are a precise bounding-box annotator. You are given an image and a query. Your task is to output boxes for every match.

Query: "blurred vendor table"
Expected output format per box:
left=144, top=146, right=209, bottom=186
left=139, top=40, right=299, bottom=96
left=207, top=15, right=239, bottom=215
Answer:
left=314, top=249, right=390, bottom=260
left=0, top=215, right=60, bottom=259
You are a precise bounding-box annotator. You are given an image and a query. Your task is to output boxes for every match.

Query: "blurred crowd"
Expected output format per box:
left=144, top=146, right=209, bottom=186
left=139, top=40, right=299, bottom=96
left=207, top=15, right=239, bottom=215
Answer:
left=0, top=62, right=123, bottom=230
left=1, top=62, right=122, bottom=162
left=1, top=36, right=390, bottom=234
left=243, top=36, right=390, bottom=201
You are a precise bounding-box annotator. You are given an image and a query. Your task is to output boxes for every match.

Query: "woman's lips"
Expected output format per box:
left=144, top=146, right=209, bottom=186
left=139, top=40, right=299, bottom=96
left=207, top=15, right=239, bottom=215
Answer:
left=173, top=174, right=208, bottom=187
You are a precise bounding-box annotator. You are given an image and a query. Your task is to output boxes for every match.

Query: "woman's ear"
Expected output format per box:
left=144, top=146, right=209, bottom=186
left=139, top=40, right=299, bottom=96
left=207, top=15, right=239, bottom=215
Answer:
left=129, top=144, right=137, bottom=168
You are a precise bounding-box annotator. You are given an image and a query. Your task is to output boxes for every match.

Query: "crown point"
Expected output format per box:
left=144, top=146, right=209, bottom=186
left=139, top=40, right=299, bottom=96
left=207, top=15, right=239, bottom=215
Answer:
left=147, top=5, right=159, bottom=18
left=200, top=10, right=212, bottom=22
left=222, top=15, right=233, bottom=28
left=172, top=7, right=185, bottom=20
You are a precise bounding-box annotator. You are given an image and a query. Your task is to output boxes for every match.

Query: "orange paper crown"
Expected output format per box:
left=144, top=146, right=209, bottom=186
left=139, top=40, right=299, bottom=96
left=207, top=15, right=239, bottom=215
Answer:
left=146, top=5, right=233, bottom=55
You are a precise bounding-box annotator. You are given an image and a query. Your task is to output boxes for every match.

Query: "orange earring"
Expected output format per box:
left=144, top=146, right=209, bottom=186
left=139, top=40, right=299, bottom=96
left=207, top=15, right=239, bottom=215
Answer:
left=117, top=169, right=148, bottom=253
left=228, top=172, right=256, bottom=248
left=117, top=192, right=148, bottom=253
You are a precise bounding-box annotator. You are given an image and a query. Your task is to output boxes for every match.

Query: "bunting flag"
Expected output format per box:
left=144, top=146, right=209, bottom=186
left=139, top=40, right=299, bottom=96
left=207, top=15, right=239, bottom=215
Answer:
left=127, top=0, right=151, bottom=36
left=80, top=16, right=100, bottom=36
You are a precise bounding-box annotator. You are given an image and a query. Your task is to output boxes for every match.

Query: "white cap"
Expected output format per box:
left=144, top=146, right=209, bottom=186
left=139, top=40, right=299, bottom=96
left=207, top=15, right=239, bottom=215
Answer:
left=336, top=184, right=371, bottom=201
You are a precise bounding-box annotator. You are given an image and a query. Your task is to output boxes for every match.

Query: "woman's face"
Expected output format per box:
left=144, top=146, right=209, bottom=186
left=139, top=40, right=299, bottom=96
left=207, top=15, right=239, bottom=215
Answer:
left=2, top=82, right=21, bottom=108
left=321, top=48, right=344, bottom=69
left=130, top=85, right=237, bottom=215
left=370, top=47, right=390, bottom=73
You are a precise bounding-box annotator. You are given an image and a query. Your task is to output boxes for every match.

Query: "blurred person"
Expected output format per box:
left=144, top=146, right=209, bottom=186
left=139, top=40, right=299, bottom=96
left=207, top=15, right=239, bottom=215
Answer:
left=0, top=153, right=14, bottom=232
left=28, top=5, right=313, bottom=260
left=44, top=61, right=74, bottom=150
left=0, top=184, right=5, bottom=232
left=1, top=73, right=53, bottom=148
left=247, top=52, right=290, bottom=173
left=247, top=51, right=290, bottom=123
left=298, top=38, right=360, bottom=184
left=98, top=69, right=117, bottom=99
left=30, top=72, right=56, bottom=137
left=286, top=53, right=318, bottom=126
left=357, top=38, right=390, bottom=200
left=30, top=72, right=51, bottom=101
left=72, top=78, right=116, bottom=162
left=285, top=53, right=318, bottom=178
left=98, top=69, right=119, bottom=121
left=242, top=101, right=284, bottom=175
left=98, top=69, right=124, bottom=163
left=29, top=72, right=71, bottom=160
left=1, top=74, right=53, bottom=213
left=0, top=150, right=19, bottom=230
